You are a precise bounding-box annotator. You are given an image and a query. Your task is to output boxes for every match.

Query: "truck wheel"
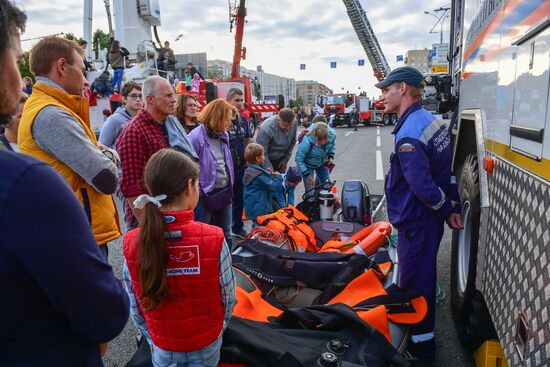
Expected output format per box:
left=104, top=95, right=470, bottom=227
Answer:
left=390, top=114, right=397, bottom=125
left=249, top=116, right=257, bottom=139
left=451, top=154, right=498, bottom=351
left=383, top=114, right=390, bottom=125
left=347, top=120, right=352, bottom=128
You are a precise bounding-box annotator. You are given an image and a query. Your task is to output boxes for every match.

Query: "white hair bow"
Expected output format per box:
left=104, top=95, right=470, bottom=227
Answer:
left=133, top=194, right=167, bottom=209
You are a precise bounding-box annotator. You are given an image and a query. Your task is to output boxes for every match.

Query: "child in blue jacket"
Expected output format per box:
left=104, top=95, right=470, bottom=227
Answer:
left=243, top=143, right=283, bottom=223
left=273, top=166, right=302, bottom=209
left=295, top=122, right=336, bottom=191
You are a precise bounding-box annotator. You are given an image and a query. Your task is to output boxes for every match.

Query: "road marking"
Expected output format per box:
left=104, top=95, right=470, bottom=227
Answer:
left=376, top=150, right=383, bottom=180
left=345, top=131, right=356, bottom=137
left=377, top=127, right=380, bottom=136
left=376, top=136, right=381, bottom=147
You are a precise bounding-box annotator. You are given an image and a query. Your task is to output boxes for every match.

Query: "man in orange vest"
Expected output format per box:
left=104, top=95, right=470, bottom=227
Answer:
left=18, top=36, right=120, bottom=260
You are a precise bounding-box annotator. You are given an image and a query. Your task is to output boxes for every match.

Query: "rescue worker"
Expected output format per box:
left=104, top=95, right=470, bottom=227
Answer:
left=377, top=66, right=463, bottom=364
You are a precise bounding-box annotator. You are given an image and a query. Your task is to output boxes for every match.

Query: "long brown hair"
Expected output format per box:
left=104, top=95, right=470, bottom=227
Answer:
left=175, top=94, right=199, bottom=125
left=138, top=148, right=199, bottom=311
left=109, top=40, right=120, bottom=53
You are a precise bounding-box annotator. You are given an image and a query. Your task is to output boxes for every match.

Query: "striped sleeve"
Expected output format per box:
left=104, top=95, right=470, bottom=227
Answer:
left=218, top=239, right=236, bottom=328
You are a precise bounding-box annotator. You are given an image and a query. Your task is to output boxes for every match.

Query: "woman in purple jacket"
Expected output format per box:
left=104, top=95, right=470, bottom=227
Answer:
left=188, top=99, right=238, bottom=248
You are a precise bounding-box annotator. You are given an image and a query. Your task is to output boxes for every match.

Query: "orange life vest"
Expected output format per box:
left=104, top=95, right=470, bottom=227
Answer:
left=319, top=222, right=392, bottom=256
left=256, top=205, right=316, bottom=252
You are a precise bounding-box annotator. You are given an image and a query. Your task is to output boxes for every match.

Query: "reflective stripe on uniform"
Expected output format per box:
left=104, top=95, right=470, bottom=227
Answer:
left=429, top=187, right=446, bottom=210
left=352, top=244, right=366, bottom=255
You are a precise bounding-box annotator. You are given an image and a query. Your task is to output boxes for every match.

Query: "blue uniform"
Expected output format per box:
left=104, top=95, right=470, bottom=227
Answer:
left=385, top=102, right=459, bottom=358
left=229, top=114, right=250, bottom=234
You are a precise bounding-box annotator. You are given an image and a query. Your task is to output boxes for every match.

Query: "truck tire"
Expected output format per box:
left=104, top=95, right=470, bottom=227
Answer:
left=383, top=114, right=390, bottom=125
left=450, top=154, right=498, bottom=351
left=249, top=115, right=257, bottom=139
left=390, top=114, right=397, bottom=125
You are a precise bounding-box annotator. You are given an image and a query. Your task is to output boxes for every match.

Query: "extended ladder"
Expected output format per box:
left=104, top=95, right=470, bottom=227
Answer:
left=342, top=0, right=391, bottom=81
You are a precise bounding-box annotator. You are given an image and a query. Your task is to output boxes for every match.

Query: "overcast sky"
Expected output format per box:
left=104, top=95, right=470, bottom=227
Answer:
left=14, top=0, right=451, bottom=97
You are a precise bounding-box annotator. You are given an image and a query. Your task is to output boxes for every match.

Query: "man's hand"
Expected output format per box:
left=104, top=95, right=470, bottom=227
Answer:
left=278, top=161, right=287, bottom=173
left=446, top=200, right=464, bottom=229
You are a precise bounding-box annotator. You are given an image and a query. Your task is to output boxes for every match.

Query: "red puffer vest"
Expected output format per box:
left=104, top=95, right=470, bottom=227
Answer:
left=124, top=210, right=225, bottom=352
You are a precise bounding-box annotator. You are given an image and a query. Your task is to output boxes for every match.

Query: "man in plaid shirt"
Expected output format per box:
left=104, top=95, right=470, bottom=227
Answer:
left=117, top=76, right=179, bottom=228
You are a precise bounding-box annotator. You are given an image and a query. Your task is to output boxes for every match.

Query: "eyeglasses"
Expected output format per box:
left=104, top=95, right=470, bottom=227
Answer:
left=127, top=94, right=143, bottom=100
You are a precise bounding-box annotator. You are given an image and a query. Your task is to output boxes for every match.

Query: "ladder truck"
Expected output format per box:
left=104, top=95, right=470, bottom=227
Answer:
left=342, top=0, right=397, bottom=125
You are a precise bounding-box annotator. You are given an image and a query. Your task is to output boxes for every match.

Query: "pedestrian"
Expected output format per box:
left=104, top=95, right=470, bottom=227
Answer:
left=184, top=69, right=192, bottom=91
left=0, top=2, right=129, bottom=365
left=22, top=75, right=33, bottom=94
left=295, top=122, right=335, bottom=192
left=0, top=92, right=27, bottom=152
left=188, top=98, right=238, bottom=248
left=329, top=113, right=335, bottom=127
left=99, top=81, right=143, bottom=149
left=117, top=76, right=197, bottom=229
left=156, top=40, right=176, bottom=72
left=242, top=143, right=283, bottom=224
left=175, top=93, right=201, bottom=134
left=350, top=107, right=359, bottom=131
left=226, top=87, right=250, bottom=237
left=78, top=39, right=93, bottom=74
left=107, top=40, right=129, bottom=93
left=273, top=165, right=302, bottom=208
left=18, top=36, right=120, bottom=261
left=255, top=107, right=297, bottom=173
left=122, top=148, right=235, bottom=366
left=91, top=69, right=113, bottom=98
left=186, top=61, right=205, bottom=80
left=377, top=66, right=463, bottom=363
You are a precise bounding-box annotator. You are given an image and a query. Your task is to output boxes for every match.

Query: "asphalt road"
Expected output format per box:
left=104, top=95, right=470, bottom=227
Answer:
left=102, top=123, right=475, bottom=367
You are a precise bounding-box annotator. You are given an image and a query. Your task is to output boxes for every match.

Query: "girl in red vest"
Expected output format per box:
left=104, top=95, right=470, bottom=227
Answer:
left=123, top=148, right=236, bottom=367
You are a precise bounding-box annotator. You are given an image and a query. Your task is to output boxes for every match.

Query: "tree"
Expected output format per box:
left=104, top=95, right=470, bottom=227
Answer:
left=18, top=51, right=33, bottom=81
left=359, top=91, right=367, bottom=96
left=207, top=68, right=223, bottom=80
left=294, top=96, right=304, bottom=107
left=289, top=99, right=300, bottom=109
left=92, top=29, right=112, bottom=59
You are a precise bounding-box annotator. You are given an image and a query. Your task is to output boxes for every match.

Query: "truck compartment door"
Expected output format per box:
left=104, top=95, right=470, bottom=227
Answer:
left=510, top=22, right=550, bottom=160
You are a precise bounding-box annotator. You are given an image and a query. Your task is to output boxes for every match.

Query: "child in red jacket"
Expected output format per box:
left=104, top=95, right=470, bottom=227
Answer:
left=122, top=148, right=235, bottom=367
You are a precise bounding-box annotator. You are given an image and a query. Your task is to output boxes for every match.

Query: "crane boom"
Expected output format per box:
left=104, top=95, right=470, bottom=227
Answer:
left=342, top=0, right=391, bottom=81
left=231, top=0, right=247, bottom=79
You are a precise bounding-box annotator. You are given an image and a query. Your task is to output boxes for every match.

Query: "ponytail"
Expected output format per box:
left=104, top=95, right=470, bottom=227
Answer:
left=138, top=203, right=169, bottom=311
left=136, top=148, right=200, bottom=311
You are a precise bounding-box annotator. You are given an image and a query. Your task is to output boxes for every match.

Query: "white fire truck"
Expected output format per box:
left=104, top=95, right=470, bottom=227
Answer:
left=449, top=0, right=549, bottom=365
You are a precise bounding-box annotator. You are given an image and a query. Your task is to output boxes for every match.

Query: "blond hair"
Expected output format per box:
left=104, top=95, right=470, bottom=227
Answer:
left=309, top=122, right=329, bottom=140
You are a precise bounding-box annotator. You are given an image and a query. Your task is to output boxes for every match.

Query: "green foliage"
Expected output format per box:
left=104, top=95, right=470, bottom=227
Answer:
left=294, top=96, right=304, bottom=107
left=359, top=91, right=367, bottom=96
left=289, top=99, right=301, bottom=108
left=207, top=68, right=223, bottom=80
left=18, top=51, right=33, bottom=81
left=92, top=29, right=112, bottom=59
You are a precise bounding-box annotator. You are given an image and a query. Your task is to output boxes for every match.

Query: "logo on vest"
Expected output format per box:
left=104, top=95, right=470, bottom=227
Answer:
left=398, top=143, right=416, bottom=153
left=167, top=245, right=200, bottom=276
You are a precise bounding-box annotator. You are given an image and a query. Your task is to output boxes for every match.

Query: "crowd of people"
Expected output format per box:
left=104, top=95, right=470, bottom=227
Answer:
left=1, top=2, right=463, bottom=366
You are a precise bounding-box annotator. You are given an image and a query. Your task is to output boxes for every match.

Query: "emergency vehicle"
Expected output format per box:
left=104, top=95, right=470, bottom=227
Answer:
left=323, top=93, right=357, bottom=126
left=449, top=0, right=549, bottom=365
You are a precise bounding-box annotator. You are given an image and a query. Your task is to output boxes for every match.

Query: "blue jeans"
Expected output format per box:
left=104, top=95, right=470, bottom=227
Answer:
left=232, top=167, right=245, bottom=234
left=301, top=166, right=330, bottom=194
left=99, top=244, right=109, bottom=262
left=194, top=197, right=233, bottom=249
left=111, top=67, right=124, bottom=93
left=152, top=335, right=222, bottom=367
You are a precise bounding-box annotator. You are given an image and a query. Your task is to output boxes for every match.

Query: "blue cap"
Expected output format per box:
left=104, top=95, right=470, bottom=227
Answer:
left=375, top=66, right=424, bottom=89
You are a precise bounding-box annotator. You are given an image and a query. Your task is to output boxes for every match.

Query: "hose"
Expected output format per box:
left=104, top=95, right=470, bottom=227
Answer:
left=246, top=226, right=295, bottom=251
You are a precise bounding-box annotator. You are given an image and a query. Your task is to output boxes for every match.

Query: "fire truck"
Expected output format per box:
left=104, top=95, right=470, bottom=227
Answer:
left=449, top=0, right=549, bottom=365
left=175, top=0, right=280, bottom=135
left=323, top=93, right=356, bottom=126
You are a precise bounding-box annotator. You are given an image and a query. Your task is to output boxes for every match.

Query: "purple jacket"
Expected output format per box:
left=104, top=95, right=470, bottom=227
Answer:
left=189, top=124, right=234, bottom=194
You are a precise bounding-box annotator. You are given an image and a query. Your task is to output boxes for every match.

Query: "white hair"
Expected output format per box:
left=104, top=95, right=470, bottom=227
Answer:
left=142, top=76, right=168, bottom=104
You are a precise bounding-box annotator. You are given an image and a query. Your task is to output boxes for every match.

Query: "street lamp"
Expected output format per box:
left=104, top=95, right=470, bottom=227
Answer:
left=424, top=7, right=450, bottom=44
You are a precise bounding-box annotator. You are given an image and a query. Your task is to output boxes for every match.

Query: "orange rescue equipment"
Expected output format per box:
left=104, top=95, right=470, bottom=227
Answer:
left=232, top=268, right=284, bottom=322
left=256, top=205, right=316, bottom=252
left=319, top=222, right=392, bottom=256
